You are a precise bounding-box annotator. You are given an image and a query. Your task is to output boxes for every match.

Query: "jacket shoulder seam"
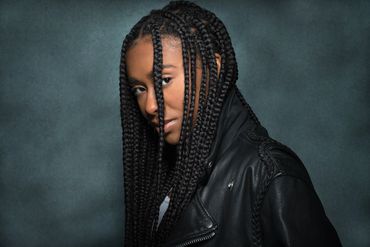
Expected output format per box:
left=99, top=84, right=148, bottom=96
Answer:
left=250, top=138, right=280, bottom=246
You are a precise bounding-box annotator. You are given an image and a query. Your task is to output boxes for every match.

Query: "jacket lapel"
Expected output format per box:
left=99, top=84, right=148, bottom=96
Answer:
left=163, top=191, right=218, bottom=247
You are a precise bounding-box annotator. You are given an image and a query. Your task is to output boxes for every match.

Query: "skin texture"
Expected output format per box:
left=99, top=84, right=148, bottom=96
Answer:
left=126, top=35, right=221, bottom=145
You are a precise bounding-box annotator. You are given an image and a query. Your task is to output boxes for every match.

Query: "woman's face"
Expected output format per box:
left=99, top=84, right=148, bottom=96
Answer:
left=125, top=35, right=220, bottom=145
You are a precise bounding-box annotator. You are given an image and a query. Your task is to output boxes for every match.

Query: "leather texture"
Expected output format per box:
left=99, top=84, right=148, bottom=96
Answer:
left=162, top=86, right=342, bottom=247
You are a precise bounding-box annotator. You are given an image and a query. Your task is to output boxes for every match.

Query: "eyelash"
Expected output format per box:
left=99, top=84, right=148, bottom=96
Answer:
left=131, top=77, right=172, bottom=96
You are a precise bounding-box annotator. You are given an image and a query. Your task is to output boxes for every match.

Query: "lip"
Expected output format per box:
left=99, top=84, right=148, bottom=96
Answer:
left=152, top=119, right=177, bottom=133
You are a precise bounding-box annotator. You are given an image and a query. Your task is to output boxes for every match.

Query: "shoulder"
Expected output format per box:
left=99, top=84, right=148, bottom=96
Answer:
left=234, top=132, right=342, bottom=246
left=207, top=122, right=315, bottom=198
left=228, top=128, right=313, bottom=186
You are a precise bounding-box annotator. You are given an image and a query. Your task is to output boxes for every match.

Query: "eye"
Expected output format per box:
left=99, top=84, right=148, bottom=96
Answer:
left=131, top=86, right=146, bottom=96
left=162, top=77, right=172, bottom=87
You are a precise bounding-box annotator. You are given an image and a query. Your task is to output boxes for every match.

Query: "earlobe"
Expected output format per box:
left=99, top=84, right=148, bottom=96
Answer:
left=215, top=53, right=221, bottom=78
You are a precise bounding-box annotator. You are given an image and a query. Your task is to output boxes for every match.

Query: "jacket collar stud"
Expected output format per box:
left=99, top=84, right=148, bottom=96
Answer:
left=227, top=181, right=234, bottom=190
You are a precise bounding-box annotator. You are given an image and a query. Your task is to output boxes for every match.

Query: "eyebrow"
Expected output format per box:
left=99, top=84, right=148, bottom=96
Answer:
left=128, top=64, right=177, bottom=85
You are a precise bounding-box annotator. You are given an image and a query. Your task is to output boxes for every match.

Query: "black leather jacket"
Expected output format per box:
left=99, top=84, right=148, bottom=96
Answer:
left=163, top=87, right=342, bottom=247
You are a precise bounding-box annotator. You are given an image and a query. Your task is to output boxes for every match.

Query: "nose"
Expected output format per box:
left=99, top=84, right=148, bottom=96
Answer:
left=145, top=88, right=158, bottom=117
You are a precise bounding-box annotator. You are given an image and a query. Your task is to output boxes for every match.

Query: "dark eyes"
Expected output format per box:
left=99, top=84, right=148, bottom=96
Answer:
left=161, top=77, right=171, bottom=85
left=131, top=77, right=172, bottom=96
left=131, top=86, right=146, bottom=96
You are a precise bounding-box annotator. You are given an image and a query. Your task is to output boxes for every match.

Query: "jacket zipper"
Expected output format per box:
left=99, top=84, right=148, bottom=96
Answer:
left=174, top=231, right=216, bottom=247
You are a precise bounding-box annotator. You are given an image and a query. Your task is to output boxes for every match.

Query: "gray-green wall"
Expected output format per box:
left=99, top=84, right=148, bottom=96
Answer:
left=1, top=0, right=369, bottom=246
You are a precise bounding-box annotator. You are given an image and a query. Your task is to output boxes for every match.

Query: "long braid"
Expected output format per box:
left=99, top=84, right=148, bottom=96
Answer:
left=159, top=9, right=198, bottom=215
left=148, top=23, right=165, bottom=239
left=159, top=11, right=192, bottom=201
left=172, top=15, right=221, bottom=212
left=120, top=16, right=161, bottom=246
left=120, top=36, right=136, bottom=245
left=119, top=1, right=240, bottom=245
left=152, top=11, right=199, bottom=244
left=155, top=4, right=230, bottom=242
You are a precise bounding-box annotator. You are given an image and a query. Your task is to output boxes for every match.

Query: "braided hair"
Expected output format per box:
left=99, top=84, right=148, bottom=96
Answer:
left=119, top=1, right=242, bottom=245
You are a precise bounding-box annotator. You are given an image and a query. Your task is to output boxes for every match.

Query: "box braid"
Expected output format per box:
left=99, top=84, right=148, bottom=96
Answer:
left=119, top=1, right=243, bottom=246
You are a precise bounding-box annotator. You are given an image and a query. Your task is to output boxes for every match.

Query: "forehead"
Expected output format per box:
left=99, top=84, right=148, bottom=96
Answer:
left=125, top=35, right=183, bottom=79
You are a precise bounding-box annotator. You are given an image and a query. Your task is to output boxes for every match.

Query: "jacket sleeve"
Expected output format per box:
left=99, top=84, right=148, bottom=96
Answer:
left=260, top=175, right=342, bottom=247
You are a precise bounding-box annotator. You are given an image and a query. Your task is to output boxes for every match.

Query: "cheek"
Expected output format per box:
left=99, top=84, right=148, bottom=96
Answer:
left=165, top=89, right=184, bottom=113
left=136, top=96, right=147, bottom=116
left=164, top=80, right=185, bottom=112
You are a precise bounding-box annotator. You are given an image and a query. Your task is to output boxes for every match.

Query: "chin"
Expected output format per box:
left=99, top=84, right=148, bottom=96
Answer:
left=164, top=132, right=180, bottom=145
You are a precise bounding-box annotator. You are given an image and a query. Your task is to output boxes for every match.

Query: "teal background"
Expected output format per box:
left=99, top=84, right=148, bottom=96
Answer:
left=1, top=0, right=369, bottom=246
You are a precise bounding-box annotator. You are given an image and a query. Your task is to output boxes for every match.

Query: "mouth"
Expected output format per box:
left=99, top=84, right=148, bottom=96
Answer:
left=152, top=119, right=177, bottom=133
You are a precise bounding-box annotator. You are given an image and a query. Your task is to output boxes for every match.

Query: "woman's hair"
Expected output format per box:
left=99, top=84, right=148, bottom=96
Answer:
left=119, top=1, right=242, bottom=245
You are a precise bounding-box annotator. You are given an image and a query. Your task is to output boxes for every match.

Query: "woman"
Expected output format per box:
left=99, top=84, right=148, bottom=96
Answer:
left=119, top=1, right=342, bottom=246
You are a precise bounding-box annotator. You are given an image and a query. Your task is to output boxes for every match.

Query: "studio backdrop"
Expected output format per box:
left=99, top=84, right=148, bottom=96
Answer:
left=1, top=0, right=369, bottom=246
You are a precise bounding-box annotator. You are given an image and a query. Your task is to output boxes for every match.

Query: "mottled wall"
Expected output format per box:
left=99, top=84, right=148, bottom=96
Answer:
left=0, top=0, right=369, bottom=246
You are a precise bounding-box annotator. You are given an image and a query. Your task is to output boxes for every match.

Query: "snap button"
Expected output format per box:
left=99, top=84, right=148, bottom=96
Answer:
left=227, top=181, right=234, bottom=190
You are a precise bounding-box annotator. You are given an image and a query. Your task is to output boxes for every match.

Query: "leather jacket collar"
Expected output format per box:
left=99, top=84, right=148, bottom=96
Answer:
left=202, top=86, right=267, bottom=184
left=164, top=86, right=264, bottom=246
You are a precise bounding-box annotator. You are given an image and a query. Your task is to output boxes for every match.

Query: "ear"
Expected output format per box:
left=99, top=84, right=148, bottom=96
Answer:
left=215, top=53, right=221, bottom=78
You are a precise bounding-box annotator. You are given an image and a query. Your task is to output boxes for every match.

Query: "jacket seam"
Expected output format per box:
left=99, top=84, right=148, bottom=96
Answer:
left=251, top=140, right=314, bottom=247
left=250, top=138, right=279, bottom=247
